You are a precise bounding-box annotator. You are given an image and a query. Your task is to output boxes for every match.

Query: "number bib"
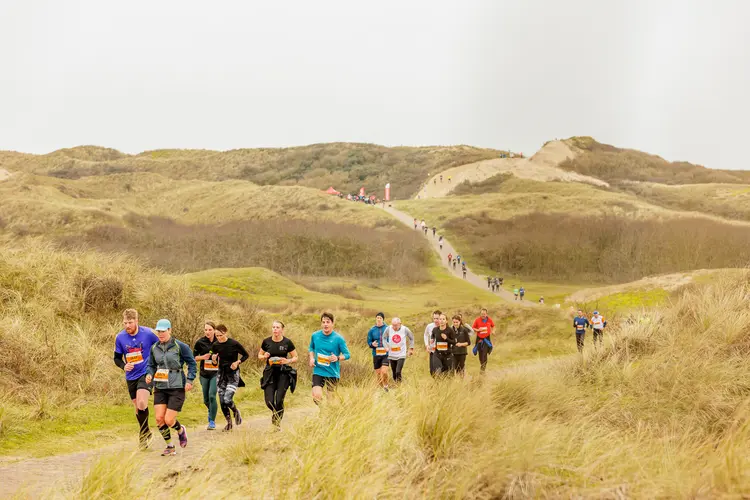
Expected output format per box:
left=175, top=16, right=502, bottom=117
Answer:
left=576, top=325, right=584, bottom=330
left=316, top=353, right=331, bottom=367
left=436, top=342, right=448, bottom=351
left=125, top=350, right=143, bottom=365
left=269, top=357, right=283, bottom=366
left=204, top=358, right=219, bottom=371
left=375, top=347, right=387, bottom=356
left=154, top=369, right=169, bottom=381
left=391, top=346, right=402, bottom=353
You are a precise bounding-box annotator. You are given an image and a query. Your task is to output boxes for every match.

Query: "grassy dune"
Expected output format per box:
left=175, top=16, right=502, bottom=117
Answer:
left=622, top=182, right=750, bottom=222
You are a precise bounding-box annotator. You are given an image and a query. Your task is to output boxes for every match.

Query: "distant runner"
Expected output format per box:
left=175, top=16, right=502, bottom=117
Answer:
left=308, top=312, right=351, bottom=404
left=211, top=324, right=250, bottom=431
left=452, top=258, right=457, bottom=270
left=539, top=296, right=545, bottom=305
left=573, top=310, right=590, bottom=353
left=486, top=276, right=491, bottom=289
left=423, top=310, right=441, bottom=376
left=432, top=226, right=437, bottom=237
left=447, top=253, right=453, bottom=265
left=462, top=262, right=467, bottom=279
left=431, top=313, right=456, bottom=376
left=513, top=287, right=519, bottom=300
left=591, top=310, right=607, bottom=349
left=472, top=308, right=495, bottom=372
left=452, top=315, right=472, bottom=376
left=259, top=320, right=298, bottom=428
left=413, top=218, right=418, bottom=230
left=193, top=321, right=219, bottom=430
left=145, top=319, right=197, bottom=456
left=448, top=176, right=452, bottom=183
left=384, top=317, right=414, bottom=383
left=367, top=312, right=390, bottom=391
left=438, top=235, right=443, bottom=250
left=456, top=254, right=461, bottom=264
left=519, top=287, right=525, bottom=301
left=113, top=308, right=159, bottom=450
left=421, top=220, right=426, bottom=234
left=440, top=174, right=443, bottom=183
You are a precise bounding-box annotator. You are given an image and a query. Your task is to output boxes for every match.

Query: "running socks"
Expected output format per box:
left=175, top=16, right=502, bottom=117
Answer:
left=136, top=408, right=150, bottom=436
left=159, top=424, right=172, bottom=445
left=172, top=420, right=183, bottom=434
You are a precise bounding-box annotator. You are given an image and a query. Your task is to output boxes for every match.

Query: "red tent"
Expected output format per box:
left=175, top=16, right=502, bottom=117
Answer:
left=325, top=186, right=340, bottom=195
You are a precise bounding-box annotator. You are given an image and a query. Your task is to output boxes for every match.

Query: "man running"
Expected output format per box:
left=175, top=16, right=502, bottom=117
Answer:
left=384, top=317, right=414, bottom=383
left=114, top=308, right=159, bottom=449
left=486, top=276, right=491, bottom=289
left=439, top=236, right=444, bottom=250
left=431, top=313, right=456, bottom=376
left=452, top=258, right=457, bottom=270
left=145, top=319, right=197, bottom=456
left=573, top=310, right=590, bottom=353
left=456, top=254, right=461, bottom=264
left=447, top=252, right=453, bottom=265
left=462, top=262, right=467, bottom=279
left=472, top=308, right=495, bottom=372
left=193, top=321, right=219, bottom=430
left=211, top=324, right=250, bottom=431
left=367, top=312, right=390, bottom=390
left=432, top=226, right=437, bottom=237
left=308, top=312, right=351, bottom=404
left=413, top=218, right=418, bottom=230
left=539, top=296, right=545, bottom=305
left=590, top=310, right=607, bottom=349
left=452, top=315, right=471, bottom=376
left=421, top=220, right=426, bottom=234
left=519, top=287, right=525, bottom=301
left=423, top=310, right=441, bottom=376
left=513, top=286, right=519, bottom=300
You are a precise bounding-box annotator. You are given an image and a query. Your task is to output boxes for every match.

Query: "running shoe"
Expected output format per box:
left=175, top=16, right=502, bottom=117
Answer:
left=223, top=421, right=233, bottom=432
left=234, top=408, right=242, bottom=426
left=207, top=419, right=216, bottom=430
left=178, top=425, right=188, bottom=448
left=162, top=446, right=176, bottom=456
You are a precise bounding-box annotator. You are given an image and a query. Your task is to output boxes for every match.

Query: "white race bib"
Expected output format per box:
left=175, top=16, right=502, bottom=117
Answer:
left=154, top=368, right=169, bottom=381
left=204, top=358, right=219, bottom=371
left=269, top=357, right=284, bottom=366
left=125, top=350, right=143, bottom=365
left=316, top=353, right=330, bottom=367
left=437, top=342, right=448, bottom=351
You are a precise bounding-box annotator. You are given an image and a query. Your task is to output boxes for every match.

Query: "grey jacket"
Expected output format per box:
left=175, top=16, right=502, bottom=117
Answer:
left=147, top=338, right=197, bottom=390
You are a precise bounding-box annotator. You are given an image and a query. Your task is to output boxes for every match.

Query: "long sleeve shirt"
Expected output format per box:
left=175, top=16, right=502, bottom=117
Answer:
left=573, top=317, right=590, bottom=332
left=431, top=326, right=456, bottom=355
left=423, top=322, right=437, bottom=350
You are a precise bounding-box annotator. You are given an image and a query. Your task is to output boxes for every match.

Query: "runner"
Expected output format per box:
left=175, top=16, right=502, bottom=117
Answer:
left=457, top=254, right=461, bottom=264
left=519, top=287, right=525, bottom=301
left=421, top=219, right=426, bottom=234
left=145, top=319, right=197, bottom=456
left=513, top=286, right=519, bottom=300
left=539, top=296, right=545, bottom=305
left=192, top=321, right=219, bottom=430
left=452, top=315, right=472, bottom=377
left=384, top=317, right=414, bottom=383
left=573, top=310, right=590, bottom=353
left=211, top=324, right=250, bottom=431
left=432, top=226, right=437, bottom=237
left=440, top=174, right=443, bottom=183
left=367, top=312, right=390, bottom=391
left=590, top=310, right=607, bottom=349
left=113, top=308, right=159, bottom=449
left=472, top=308, right=495, bottom=372
left=448, top=176, right=452, bottom=183
left=259, top=320, right=298, bottom=428
left=452, top=258, right=457, bottom=270
left=431, top=313, right=456, bottom=376
left=413, top=218, right=418, bottom=230
left=447, top=252, right=453, bottom=265
left=423, top=310, right=441, bottom=375
left=439, top=235, right=444, bottom=250
left=308, top=312, right=351, bottom=404
left=433, top=178, right=437, bottom=185
left=486, top=276, right=491, bottom=289
left=499, top=277, right=504, bottom=287
left=462, top=262, right=467, bottom=279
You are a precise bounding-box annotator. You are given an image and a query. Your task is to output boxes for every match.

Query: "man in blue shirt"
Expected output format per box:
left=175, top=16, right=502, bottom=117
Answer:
left=367, top=312, right=389, bottom=391
left=308, top=312, right=351, bottom=404
left=573, top=310, right=590, bottom=353
left=113, top=308, right=159, bottom=449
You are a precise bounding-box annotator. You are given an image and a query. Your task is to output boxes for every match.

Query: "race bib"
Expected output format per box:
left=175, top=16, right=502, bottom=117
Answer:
left=154, top=369, right=169, bottom=381
left=316, top=353, right=330, bottom=367
left=437, top=342, right=448, bottom=351
left=269, top=357, right=283, bottom=366
left=204, top=358, right=219, bottom=371
left=125, top=350, right=143, bottom=364
left=576, top=325, right=584, bottom=330
left=391, top=346, right=402, bottom=352
left=375, top=347, right=387, bottom=356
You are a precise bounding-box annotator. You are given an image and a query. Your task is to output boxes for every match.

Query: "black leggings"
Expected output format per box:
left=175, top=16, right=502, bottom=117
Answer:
left=389, top=358, right=405, bottom=382
left=576, top=332, right=585, bottom=353
left=434, top=354, right=453, bottom=376
left=477, top=341, right=491, bottom=372
left=453, top=354, right=467, bottom=374
left=263, top=370, right=291, bottom=424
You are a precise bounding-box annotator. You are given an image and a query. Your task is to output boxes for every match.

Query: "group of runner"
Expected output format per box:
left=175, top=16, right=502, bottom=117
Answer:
left=572, top=310, right=608, bottom=352
left=486, top=276, right=504, bottom=292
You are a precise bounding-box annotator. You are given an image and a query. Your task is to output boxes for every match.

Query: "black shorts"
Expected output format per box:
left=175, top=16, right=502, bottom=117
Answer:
left=372, top=355, right=389, bottom=370
left=126, top=375, right=153, bottom=400
left=312, top=374, right=339, bottom=390
left=154, top=388, right=186, bottom=411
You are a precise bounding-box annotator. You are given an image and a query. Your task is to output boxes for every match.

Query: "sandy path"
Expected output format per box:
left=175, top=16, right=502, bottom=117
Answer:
left=382, top=205, right=538, bottom=307
left=0, top=407, right=317, bottom=498
left=0, top=168, right=11, bottom=182
left=416, top=140, right=607, bottom=199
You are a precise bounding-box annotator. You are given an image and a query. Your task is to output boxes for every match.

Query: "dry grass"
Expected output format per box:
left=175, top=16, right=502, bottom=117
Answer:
left=622, top=182, right=750, bottom=222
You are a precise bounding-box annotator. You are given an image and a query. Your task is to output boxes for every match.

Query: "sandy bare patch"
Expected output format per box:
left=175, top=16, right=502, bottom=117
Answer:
left=0, top=169, right=10, bottom=182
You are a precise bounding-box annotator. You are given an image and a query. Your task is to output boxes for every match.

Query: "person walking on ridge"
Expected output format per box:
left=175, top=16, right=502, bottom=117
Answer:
left=513, top=286, right=519, bottom=300
left=439, top=235, right=444, bottom=250
left=462, top=262, right=467, bottom=279
left=519, top=287, right=525, bottom=301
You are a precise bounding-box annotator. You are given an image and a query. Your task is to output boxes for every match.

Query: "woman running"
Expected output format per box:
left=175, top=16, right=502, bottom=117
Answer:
left=211, top=324, right=250, bottom=431
left=452, top=315, right=471, bottom=376
left=259, top=320, right=298, bottom=428
left=193, top=321, right=219, bottom=430
left=430, top=313, right=456, bottom=376
left=145, top=319, right=197, bottom=456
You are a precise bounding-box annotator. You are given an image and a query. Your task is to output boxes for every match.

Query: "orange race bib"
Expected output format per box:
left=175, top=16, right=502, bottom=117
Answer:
left=391, top=346, right=402, bottom=352
left=125, top=351, right=143, bottom=364
left=316, top=353, right=331, bottom=367
left=375, top=347, right=387, bottom=356
left=154, top=369, right=169, bottom=381
left=269, top=357, right=283, bottom=366
left=204, top=358, right=219, bottom=371
left=436, top=342, right=448, bottom=351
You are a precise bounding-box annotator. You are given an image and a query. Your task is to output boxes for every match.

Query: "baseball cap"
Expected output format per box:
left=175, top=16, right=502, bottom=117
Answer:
left=155, top=319, right=172, bottom=331
left=593, top=311, right=599, bottom=315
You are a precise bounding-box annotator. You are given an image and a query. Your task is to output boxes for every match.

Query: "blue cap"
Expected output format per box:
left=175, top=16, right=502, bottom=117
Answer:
left=593, top=311, right=599, bottom=315
left=155, top=319, right=172, bottom=331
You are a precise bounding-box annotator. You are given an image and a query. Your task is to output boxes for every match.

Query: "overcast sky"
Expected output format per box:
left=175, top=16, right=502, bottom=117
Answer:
left=1, top=0, right=748, bottom=169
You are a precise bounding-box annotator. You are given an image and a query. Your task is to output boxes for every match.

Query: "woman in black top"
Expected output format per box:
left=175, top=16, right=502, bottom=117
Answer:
left=430, top=313, right=456, bottom=376
left=210, top=324, right=250, bottom=431
left=451, top=315, right=471, bottom=377
left=258, top=320, right=298, bottom=428
left=193, top=321, right=219, bottom=430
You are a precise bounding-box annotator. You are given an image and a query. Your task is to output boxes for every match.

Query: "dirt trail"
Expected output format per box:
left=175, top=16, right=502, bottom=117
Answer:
left=383, top=205, right=538, bottom=307
left=0, top=168, right=11, bottom=182
left=416, top=140, right=608, bottom=199
left=0, top=407, right=317, bottom=498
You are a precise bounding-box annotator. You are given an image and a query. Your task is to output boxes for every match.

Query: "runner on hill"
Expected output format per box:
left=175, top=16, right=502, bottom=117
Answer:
left=145, top=319, right=197, bottom=456
left=439, top=235, right=444, bottom=250
left=421, top=220, right=426, bottom=234
left=457, top=254, right=461, bottom=264
left=431, top=313, right=456, bottom=376
left=367, top=312, right=390, bottom=390
left=384, top=317, right=414, bottom=383
left=452, top=258, right=457, bottom=270
left=211, top=324, right=249, bottom=431
left=573, top=310, right=590, bottom=353
left=440, top=175, right=443, bottom=183
left=472, top=308, right=495, bottom=372
left=259, top=320, right=298, bottom=428
left=308, top=312, right=351, bottom=404
left=590, top=310, right=607, bottom=349
left=413, top=218, right=418, bottom=230
left=513, top=286, right=519, bottom=300
left=432, top=226, right=437, bottom=237
left=447, top=252, right=453, bottom=265
left=462, top=262, right=467, bottom=279
left=486, top=276, right=491, bottom=289
left=539, top=296, right=545, bottom=305
left=193, top=321, right=219, bottom=430
left=113, top=308, right=159, bottom=449
left=448, top=176, right=452, bottom=183
left=452, top=315, right=472, bottom=376
left=519, top=287, right=525, bottom=301
left=423, top=310, right=441, bottom=375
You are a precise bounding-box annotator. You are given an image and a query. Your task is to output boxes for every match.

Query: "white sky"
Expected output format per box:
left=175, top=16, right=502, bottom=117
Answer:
left=1, top=0, right=748, bottom=169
